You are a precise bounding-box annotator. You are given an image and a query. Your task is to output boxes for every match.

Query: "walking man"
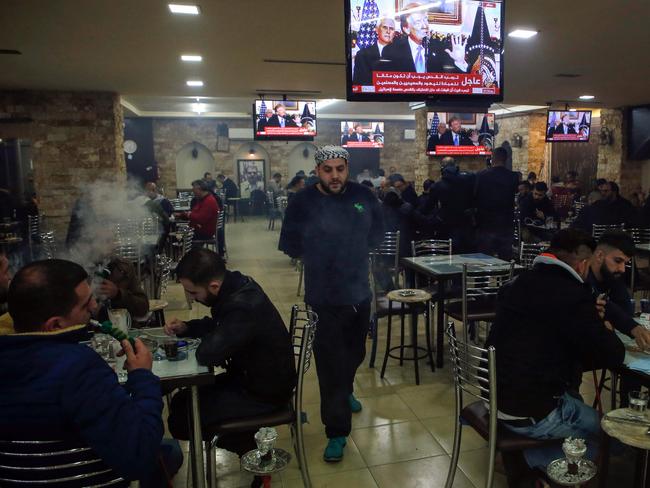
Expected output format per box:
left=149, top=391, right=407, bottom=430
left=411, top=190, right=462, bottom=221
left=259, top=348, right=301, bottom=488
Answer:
left=279, top=145, right=384, bottom=461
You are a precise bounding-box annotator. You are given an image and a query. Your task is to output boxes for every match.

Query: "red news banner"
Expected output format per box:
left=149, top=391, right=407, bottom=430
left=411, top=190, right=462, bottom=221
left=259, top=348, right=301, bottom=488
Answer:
left=262, top=127, right=316, bottom=136
left=351, top=72, right=498, bottom=95
left=344, top=141, right=383, bottom=148
left=551, top=134, right=588, bottom=142
left=429, top=145, right=491, bottom=156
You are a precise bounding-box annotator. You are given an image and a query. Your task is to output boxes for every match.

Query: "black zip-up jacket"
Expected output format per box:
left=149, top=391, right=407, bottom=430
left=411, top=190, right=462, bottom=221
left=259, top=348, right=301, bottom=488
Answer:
left=486, top=257, right=625, bottom=419
left=179, top=270, right=296, bottom=405
left=586, top=269, right=637, bottom=337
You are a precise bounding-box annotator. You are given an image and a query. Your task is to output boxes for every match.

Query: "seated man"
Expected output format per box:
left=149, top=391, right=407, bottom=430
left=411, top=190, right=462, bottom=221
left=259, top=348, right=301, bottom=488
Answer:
left=0, top=259, right=181, bottom=487
left=166, top=249, right=297, bottom=463
left=486, top=229, right=624, bottom=471
left=96, top=256, right=150, bottom=320
left=186, top=179, right=219, bottom=242
left=519, top=182, right=556, bottom=225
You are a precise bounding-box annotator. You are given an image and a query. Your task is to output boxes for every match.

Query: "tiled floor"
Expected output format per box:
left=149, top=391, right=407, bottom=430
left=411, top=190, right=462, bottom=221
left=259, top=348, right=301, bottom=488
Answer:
left=162, top=218, right=613, bottom=488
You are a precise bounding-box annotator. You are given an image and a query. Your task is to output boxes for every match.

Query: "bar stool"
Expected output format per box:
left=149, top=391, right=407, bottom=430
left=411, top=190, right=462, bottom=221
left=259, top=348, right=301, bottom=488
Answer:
left=380, top=288, right=434, bottom=385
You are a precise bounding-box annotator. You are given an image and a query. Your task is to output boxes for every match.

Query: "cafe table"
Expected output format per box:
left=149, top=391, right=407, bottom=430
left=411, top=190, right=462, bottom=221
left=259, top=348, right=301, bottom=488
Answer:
left=117, top=339, right=216, bottom=488
left=401, top=253, right=519, bottom=368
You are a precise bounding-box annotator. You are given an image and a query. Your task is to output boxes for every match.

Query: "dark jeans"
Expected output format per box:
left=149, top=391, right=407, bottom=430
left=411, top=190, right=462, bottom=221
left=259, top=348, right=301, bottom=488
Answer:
left=140, top=439, right=184, bottom=488
left=167, top=374, right=285, bottom=456
left=476, top=224, right=514, bottom=260
left=309, top=300, right=371, bottom=438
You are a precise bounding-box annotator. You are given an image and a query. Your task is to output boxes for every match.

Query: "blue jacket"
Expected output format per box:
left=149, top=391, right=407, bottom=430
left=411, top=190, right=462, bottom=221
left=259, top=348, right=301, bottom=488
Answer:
left=0, top=318, right=163, bottom=482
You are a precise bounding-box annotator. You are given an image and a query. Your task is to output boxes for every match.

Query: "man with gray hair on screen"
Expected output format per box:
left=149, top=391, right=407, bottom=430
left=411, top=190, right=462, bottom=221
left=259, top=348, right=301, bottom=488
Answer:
left=279, top=145, right=384, bottom=462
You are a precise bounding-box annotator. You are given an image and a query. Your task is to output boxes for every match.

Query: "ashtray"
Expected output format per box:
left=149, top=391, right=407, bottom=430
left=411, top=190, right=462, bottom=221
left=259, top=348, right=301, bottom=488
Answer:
left=398, top=290, right=418, bottom=297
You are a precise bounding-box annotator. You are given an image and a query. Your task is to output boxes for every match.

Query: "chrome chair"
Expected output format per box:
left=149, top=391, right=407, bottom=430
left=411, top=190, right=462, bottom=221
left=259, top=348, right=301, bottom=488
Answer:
left=445, top=263, right=515, bottom=345
left=518, top=242, right=546, bottom=270
left=39, top=231, right=58, bottom=259
left=267, top=191, right=282, bottom=231
left=626, top=227, right=650, bottom=244
left=203, top=306, right=317, bottom=488
left=0, top=438, right=126, bottom=487
left=411, top=238, right=452, bottom=289
left=371, top=231, right=401, bottom=290
left=592, top=223, right=625, bottom=240
left=445, top=324, right=559, bottom=488
left=296, top=259, right=304, bottom=297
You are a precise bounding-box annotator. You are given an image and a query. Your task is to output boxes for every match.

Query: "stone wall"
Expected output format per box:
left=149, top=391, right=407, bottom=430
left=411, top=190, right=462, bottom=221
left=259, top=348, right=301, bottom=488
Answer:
left=152, top=118, right=416, bottom=196
left=0, top=91, right=125, bottom=236
left=494, top=112, right=548, bottom=179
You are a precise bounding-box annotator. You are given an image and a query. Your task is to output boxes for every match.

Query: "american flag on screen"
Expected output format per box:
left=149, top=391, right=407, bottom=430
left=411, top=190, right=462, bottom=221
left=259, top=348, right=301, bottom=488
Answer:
left=258, top=100, right=267, bottom=120
left=429, top=112, right=440, bottom=137
left=479, top=114, right=494, bottom=148
left=357, top=0, right=379, bottom=49
left=579, top=112, right=589, bottom=130
left=343, top=121, right=350, bottom=132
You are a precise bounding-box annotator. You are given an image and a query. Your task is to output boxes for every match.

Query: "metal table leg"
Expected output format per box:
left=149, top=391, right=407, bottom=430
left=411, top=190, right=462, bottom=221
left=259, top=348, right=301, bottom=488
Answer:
left=189, top=385, right=206, bottom=488
left=436, top=278, right=446, bottom=368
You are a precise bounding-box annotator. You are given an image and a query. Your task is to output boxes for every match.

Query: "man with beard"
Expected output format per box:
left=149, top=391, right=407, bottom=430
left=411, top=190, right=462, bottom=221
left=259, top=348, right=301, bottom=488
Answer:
left=165, top=249, right=296, bottom=487
left=587, top=231, right=650, bottom=348
left=279, top=146, right=384, bottom=462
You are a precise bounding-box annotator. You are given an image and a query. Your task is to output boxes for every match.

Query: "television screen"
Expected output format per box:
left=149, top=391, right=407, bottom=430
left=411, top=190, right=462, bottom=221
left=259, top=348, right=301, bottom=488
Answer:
left=545, top=111, right=592, bottom=142
left=341, top=121, right=385, bottom=148
left=426, top=112, right=493, bottom=155
left=253, top=100, right=317, bottom=140
left=345, top=0, right=504, bottom=103
left=628, top=106, right=650, bottom=160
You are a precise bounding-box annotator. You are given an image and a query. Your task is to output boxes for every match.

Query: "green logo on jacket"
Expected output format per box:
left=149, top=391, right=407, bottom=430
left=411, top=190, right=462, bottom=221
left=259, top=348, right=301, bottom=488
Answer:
left=354, top=203, right=365, bottom=213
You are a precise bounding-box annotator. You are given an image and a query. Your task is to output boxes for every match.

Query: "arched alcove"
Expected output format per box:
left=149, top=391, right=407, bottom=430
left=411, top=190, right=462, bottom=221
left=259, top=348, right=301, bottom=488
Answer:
left=175, top=141, right=215, bottom=190
left=287, top=142, right=318, bottom=178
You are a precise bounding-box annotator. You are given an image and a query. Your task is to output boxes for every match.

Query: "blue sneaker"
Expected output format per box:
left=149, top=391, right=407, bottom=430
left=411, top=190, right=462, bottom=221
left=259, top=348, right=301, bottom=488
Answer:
left=349, top=394, right=362, bottom=413
left=323, top=436, right=347, bottom=462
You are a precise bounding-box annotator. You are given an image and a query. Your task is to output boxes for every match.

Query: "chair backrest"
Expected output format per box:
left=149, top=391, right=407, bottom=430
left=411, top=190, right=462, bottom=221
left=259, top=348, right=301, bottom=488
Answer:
left=411, top=238, right=452, bottom=257
left=266, top=191, right=276, bottom=207
left=217, top=210, right=225, bottom=230
left=446, top=323, right=497, bottom=444
left=0, top=439, right=126, bottom=487
left=288, top=306, right=318, bottom=417
left=113, top=239, right=141, bottom=264
left=371, top=231, right=401, bottom=287
left=592, top=223, right=624, bottom=240
left=154, top=254, right=172, bottom=299
left=519, top=242, right=546, bottom=269
left=627, top=227, right=650, bottom=245
left=27, top=214, right=42, bottom=238
left=181, top=228, right=194, bottom=257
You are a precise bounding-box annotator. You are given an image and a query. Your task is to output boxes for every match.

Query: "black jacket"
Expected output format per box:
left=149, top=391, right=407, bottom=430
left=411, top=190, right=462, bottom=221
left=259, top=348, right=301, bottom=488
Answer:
left=380, top=36, right=464, bottom=74
left=571, top=197, right=636, bottom=232
left=180, top=270, right=297, bottom=405
left=221, top=178, right=239, bottom=200
left=427, top=132, right=444, bottom=153
left=475, top=166, right=519, bottom=227
left=440, top=130, right=472, bottom=146
left=486, top=257, right=625, bottom=419
left=267, top=114, right=297, bottom=128
left=353, top=43, right=381, bottom=86
left=428, top=170, right=475, bottom=227
left=279, top=182, right=384, bottom=305
left=519, top=194, right=557, bottom=223
left=586, top=269, right=637, bottom=337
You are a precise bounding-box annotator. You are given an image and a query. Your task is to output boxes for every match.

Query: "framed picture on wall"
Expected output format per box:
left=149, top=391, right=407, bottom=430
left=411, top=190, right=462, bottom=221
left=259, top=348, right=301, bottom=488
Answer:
left=237, top=159, right=266, bottom=199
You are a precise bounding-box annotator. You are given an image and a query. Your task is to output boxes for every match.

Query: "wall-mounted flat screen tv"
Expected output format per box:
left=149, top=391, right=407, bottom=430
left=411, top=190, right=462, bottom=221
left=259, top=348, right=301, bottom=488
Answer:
left=545, top=110, right=592, bottom=142
left=345, top=0, right=504, bottom=103
left=426, top=111, right=493, bottom=155
left=253, top=100, right=316, bottom=140
left=341, top=121, right=385, bottom=148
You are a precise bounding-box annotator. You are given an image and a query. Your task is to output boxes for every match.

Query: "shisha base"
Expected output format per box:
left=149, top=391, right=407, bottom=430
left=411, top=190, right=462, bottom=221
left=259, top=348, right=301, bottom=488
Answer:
left=241, top=448, right=291, bottom=475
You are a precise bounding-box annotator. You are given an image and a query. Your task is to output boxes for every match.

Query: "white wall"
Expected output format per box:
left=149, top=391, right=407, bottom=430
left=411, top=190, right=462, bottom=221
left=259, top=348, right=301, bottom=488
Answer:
left=288, top=143, right=318, bottom=179
left=175, top=142, right=215, bottom=189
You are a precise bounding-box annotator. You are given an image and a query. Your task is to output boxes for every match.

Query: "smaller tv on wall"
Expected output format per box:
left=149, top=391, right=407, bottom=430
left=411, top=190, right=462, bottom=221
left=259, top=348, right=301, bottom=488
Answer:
left=340, top=121, right=385, bottom=148
left=253, top=99, right=316, bottom=141
left=545, top=110, right=592, bottom=142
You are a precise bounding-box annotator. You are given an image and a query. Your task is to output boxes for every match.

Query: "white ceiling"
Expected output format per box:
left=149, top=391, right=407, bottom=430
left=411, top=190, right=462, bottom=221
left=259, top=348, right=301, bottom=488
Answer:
left=1, top=0, right=648, bottom=116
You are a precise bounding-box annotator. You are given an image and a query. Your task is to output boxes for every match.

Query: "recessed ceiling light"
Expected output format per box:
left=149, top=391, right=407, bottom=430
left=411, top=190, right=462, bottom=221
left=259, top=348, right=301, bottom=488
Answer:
left=186, top=80, right=203, bottom=87
left=579, top=95, right=595, bottom=100
left=168, top=4, right=200, bottom=15
left=181, top=54, right=202, bottom=62
left=508, top=29, right=538, bottom=39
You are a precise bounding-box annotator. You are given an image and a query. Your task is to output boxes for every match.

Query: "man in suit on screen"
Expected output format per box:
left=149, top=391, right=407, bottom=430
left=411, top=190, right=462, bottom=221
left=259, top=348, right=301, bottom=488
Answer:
left=380, top=2, right=469, bottom=74
left=267, top=104, right=297, bottom=128
left=427, top=121, right=448, bottom=152
left=352, top=17, right=396, bottom=86
left=257, top=109, right=273, bottom=132
left=440, top=117, right=472, bottom=146
left=349, top=124, right=370, bottom=143
left=549, top=113, right=578, bottom=137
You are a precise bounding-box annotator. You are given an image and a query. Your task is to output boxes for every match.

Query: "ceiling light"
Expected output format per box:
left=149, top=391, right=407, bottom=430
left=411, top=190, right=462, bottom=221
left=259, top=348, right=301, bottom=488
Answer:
left=508, top=29, right=538, bottom=39
left=168, top=4, right=200, bottom=15
left=579, top=95, right=595, bottom=100
left=181, top=54, right=202, bottom=62
left=186, top=80, right=203, bottom=87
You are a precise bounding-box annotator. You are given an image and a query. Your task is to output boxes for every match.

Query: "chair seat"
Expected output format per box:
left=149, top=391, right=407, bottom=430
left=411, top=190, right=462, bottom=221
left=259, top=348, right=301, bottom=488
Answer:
left=205, top=406, right=295, bottom=436
left=376, top=296, right=425, bottom=318
left=444, top=300, right=497, bottom=321
left=461, top=401, right=559, bottom=452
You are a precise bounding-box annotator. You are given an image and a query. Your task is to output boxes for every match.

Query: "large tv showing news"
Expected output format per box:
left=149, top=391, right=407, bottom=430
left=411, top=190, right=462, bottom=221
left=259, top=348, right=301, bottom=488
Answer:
left=253, top=100, right=316, bottom=140
left=426, top=111, right=493, bottom=155
left=545, top=111, right=592, bottom=142
left=345, top=0, right=504, bottom=103
left=341, top=121, right=385, bottom=148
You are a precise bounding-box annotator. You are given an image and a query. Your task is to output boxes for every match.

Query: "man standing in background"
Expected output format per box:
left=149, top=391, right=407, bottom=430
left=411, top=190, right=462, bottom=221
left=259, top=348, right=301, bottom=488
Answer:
left=279, top=146, right=384, bottom=463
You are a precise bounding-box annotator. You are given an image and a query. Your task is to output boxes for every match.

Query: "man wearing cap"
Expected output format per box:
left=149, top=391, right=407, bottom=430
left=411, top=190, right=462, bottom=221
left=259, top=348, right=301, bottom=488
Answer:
left=279, top=145, right=384, bottom=462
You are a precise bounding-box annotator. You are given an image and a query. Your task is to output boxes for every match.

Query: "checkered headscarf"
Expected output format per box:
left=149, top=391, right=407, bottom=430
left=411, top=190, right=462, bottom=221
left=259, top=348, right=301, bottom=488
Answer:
left=314, top=145, right=349, bottom=165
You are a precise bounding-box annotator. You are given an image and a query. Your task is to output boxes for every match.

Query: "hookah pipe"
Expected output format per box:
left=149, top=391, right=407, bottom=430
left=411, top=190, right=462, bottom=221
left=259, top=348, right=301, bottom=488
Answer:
left=89, top=319, right=136, bottom=348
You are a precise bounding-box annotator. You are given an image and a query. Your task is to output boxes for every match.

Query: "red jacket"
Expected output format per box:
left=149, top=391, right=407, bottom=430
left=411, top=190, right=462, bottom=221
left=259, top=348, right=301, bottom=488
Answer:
left=189, top=193, right=219, bottom=237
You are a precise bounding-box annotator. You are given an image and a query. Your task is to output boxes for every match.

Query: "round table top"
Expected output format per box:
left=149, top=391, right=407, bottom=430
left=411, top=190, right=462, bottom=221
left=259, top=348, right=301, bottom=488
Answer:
left=387, top=289, right=432, bottom=303
left=601, top=408, right=650, bottom=450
